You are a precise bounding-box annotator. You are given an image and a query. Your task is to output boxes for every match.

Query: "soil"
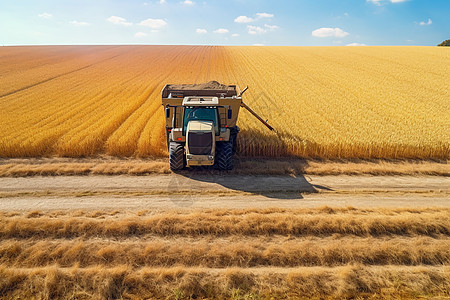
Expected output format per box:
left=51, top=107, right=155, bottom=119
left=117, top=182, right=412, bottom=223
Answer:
left=0, top=174, right=448, bottom=211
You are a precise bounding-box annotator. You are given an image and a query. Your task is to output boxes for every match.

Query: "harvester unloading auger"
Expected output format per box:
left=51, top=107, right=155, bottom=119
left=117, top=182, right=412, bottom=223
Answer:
left=161, top=81, right=274, bottom=170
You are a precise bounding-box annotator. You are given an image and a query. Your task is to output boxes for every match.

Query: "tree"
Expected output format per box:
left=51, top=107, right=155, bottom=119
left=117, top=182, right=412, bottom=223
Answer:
left=437, top=39, right=450, bottom=46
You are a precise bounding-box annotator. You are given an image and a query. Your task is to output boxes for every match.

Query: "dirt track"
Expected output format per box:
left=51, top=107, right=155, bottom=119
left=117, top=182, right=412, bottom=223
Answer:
left=0, top=174, right=448, bottom=210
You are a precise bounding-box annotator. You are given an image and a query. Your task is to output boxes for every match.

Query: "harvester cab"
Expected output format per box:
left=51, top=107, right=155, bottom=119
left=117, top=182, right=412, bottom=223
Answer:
left=161, top=81, right=273, bottom=171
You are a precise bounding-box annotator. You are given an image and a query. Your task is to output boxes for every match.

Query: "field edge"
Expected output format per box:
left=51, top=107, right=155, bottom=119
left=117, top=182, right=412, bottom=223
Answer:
left=0, top=157, right=448, bottom=177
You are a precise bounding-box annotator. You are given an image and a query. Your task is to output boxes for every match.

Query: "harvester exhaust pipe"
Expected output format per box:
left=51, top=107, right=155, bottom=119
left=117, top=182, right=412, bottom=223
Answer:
left=238, top=86, right=274, bottom=131
left=238, top=86, right=249, bottom=97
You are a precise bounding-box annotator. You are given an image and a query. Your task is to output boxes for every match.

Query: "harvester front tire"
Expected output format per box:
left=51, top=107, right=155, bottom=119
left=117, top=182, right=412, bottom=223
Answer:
left=169, top=142, right=185, bottom=171
left=216, top=142, right=233, bottom=170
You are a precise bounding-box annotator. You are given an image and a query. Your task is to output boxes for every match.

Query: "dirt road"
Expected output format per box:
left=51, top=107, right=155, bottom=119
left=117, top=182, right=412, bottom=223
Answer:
left=0, top=174, right=448, bottom=210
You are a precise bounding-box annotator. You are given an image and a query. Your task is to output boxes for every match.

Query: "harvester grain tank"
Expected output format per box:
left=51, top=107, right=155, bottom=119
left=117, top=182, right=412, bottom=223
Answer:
left=161, top=81, right=273, bottom=170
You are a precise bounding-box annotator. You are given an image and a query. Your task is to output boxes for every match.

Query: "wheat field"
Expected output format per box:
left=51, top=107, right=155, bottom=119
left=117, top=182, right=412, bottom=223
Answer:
left=0, top=46, right=448, bottom=159
left=0, top=208, right=449, bottom=299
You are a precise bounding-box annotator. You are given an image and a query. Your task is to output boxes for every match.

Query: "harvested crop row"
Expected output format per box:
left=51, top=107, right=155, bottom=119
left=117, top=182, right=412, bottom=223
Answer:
left=1, top=236, right=448, bottom=268
left=3, top=207, right=446, bottom=218
left=1, top=209, right=448, bottom=238
left=1, top=208, right=448, bottom=299
left=0, top=158, right=448, bottom=177
left=0, top=265, right=448, bottom=299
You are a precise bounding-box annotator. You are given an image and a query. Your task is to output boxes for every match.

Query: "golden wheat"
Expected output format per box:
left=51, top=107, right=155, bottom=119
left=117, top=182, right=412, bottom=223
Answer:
left=1, top=236, right=448, bottom=268
left=0, top=208, right=449, bottom=299
left=1, top=265, right=448, bottom=299
left=0, top=46, right=448, bottom=159
left=1, top=208, right=448, bottom=238
left=228, top=46, right=450, bottom=158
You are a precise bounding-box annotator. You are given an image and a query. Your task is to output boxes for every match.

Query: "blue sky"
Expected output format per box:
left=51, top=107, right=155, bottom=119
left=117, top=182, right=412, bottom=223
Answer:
left=0, top=0, right=448, bottom=46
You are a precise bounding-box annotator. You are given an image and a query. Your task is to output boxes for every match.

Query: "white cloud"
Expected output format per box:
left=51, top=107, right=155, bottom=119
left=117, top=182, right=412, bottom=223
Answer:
left=367, top=0, right=382, bottom=5
left=232, top=33, right=240, bottom=37
left=234, top=16, right=254, bottom=23
left=38, top=13, right=53, bottom=19
left=247, top=25, right=266, bottom=35
left=367, top=0, right=408, bottom=5
left=234, top=12, right=274, bottom=24
left=139, top=18, right=167, bottom=29
left=213, top=28, right=229, bottom=34
left=346, top=42, right=367, bottom=46
left=107, top=16, right=132, bottom=26
left=256, top=13, right=274, bottom=19
left=160, top=0, right=166, bottom=3
left=419, top=18, right=432, bottom=26
left=183, top=0, right=194, bottom=4
left=312, top=27, right=349, bottom=38
left=134, top=32, right=148, bottom=37
left=196, top=28, right=207, bottom=34
left=264, top=24, right=279, bottom=31
left=253, top=43, right=264, bottom=46
left=247, top=24, right=278, bottom=34
left=70, top=21, right=90, bottom=26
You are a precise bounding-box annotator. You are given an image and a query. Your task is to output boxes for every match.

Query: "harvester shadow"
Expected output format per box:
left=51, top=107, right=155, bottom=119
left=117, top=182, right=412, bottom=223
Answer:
left=171, top=130, right=328, bottom=200
left=178, top=172, right=318, bottom=199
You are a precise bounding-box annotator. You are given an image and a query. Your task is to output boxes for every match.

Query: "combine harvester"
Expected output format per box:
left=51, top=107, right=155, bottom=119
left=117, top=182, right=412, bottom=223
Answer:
left=161, top=81, right=274, bottom=170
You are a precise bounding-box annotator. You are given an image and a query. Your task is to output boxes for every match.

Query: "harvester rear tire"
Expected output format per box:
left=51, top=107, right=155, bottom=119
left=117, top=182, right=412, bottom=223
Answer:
left=169, top=142, right=185, bottom=171
left=229, top=132, right=237, bottom=155
left=230, top=127, right=239, bottom=154
left=216, top=141, right=233, bottom=170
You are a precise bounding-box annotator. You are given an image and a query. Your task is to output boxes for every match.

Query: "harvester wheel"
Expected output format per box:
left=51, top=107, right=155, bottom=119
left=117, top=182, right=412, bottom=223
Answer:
left=229, top=126, right=239, bottom=154
left=230, top=131, right=237, bottom=154
left=216, top=141, right=233, bottom=170
left=169, top=142, right=185, bottom=171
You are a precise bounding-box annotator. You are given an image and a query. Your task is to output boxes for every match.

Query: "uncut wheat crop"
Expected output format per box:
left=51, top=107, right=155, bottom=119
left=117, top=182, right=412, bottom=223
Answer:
left=0, top=46, right=448, bottom=159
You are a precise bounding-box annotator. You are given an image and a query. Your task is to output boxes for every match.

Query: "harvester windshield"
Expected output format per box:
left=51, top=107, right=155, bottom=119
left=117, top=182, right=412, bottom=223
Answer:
left=183, top=107, right=219, bottom=135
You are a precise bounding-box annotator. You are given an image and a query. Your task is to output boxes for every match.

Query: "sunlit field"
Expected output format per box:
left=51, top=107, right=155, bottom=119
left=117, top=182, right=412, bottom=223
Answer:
left=0, top=46, right=448, bottom=159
